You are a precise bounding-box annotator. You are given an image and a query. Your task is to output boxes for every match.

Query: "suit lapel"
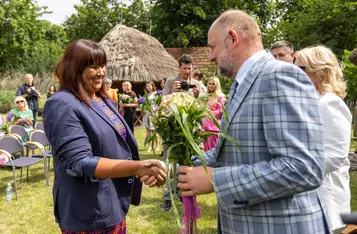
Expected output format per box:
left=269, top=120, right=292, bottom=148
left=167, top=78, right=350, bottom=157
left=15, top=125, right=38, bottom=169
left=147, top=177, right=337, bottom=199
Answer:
left=215, top=54, right=273, bottom=155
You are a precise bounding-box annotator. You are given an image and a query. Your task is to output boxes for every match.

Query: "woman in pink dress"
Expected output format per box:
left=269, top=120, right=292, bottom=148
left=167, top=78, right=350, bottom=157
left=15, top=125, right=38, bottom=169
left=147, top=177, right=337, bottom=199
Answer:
left=202, top=77, right=226, bottom=151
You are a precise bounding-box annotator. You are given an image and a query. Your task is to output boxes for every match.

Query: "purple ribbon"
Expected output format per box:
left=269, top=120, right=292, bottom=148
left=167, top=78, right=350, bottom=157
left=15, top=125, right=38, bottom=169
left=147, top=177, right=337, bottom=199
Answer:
left=179, top=195, right=201, bottom=234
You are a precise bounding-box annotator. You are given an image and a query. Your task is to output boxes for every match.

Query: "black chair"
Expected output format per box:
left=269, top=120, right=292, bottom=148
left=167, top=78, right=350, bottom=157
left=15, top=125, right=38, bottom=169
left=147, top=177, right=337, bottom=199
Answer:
left=0, top=135, right=49, bottom=200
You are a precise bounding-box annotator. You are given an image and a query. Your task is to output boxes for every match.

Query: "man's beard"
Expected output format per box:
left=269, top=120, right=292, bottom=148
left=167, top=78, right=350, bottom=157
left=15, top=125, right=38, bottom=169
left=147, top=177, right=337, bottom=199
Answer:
left=217, top=43, right=236, bottom=78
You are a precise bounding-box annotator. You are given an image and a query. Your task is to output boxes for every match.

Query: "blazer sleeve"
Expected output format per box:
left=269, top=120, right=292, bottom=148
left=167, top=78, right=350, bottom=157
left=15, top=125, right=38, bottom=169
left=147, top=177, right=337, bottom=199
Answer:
left=319, top=94, right=351, bottom=174
left=43, top=97, right=100, bottom=178
left=212, top=64, right=325, bottom=209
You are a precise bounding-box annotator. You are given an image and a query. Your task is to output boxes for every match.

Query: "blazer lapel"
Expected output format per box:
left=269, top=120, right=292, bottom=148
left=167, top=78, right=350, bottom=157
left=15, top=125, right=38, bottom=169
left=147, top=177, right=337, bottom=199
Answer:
left=98, top=98, right=139, bottom=159
left=215, top=55, right=272, bottom=155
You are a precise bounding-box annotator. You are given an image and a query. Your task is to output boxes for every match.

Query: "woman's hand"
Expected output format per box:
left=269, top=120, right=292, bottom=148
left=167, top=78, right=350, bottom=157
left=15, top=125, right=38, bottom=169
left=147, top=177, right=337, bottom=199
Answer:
left=137, top=160, right=166, bottom=187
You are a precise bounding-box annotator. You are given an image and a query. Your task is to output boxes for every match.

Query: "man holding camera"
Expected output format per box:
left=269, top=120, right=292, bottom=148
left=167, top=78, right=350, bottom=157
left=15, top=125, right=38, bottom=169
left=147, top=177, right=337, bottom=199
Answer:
left=16, top=73, right=41, bottom=127
left=163, top=54, right=205, bottom=98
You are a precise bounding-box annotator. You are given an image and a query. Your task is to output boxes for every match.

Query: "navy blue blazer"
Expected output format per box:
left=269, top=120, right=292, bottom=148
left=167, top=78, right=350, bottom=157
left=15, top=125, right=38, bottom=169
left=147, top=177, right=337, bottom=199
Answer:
left=43, top=91, right=142, bottom=232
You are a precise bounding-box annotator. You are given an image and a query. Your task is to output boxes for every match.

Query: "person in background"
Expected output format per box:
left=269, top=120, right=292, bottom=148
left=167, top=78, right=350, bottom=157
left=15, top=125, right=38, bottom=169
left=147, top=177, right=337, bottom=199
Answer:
left=160, top=78, right=166, bottom=91
left=104, top=78, right=118, bottom=105
left=158, top=77, right=167, bottom=157
left=16, top=74, right=41, bottom=128
left=43, top=39, right=165, bottom=234
left=202, top=77, right=226, bottom=151
left=142, top=81, right=159, bottom=152
left=47, top=85, right=56, bottom=98
left=120, top=81, right=138, bottom=134
left=163, top=54, right=204, bottom=98
left=295, top=45, right=351, bottom=234
left=193, top=70, right=207, bottom=93
left=177, top=10, right=328, bottom=233
left=10, top=96, right=34, bottom=141
left=270, top=40, right=295, bottom=64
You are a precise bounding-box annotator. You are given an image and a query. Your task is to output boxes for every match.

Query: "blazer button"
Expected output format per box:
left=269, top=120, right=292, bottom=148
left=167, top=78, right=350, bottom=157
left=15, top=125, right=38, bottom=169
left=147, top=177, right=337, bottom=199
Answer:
left=128, top=179, right=133, bottom=184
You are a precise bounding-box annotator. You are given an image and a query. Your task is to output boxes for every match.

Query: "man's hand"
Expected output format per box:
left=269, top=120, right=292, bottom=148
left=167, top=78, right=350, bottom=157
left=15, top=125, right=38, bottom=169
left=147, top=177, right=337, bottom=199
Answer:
left=172, top=81, right=182, bottom=93
left=137, top=160, right=166, bottom=187
left=177, top=166, right=214, bottom=196
left=192, top=86, right=200, bottom=98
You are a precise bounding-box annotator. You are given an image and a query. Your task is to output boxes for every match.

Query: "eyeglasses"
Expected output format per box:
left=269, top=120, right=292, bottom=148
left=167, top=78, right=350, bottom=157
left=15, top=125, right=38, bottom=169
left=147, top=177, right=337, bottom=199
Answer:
left=16, top=100, right=24, bottom=104
left=298, top=66, right=307, bottom=71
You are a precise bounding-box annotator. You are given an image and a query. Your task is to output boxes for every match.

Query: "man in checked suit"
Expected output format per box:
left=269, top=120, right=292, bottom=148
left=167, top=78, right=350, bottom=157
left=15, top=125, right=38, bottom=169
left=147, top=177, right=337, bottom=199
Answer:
left=177, top=10, right=331, bottom=234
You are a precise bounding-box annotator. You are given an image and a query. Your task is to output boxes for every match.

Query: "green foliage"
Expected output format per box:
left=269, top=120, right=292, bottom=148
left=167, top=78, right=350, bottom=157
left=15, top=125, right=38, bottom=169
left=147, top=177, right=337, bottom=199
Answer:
left=343, top=50, right=357, bottom=100
left=0, top=90, right=15, bottom=105
left=0, top=0, right=66, bottom=73
left=265, top=0, right=357, bottom=57
left=151, top=0, right=275, bottom=47
left=64, top=0, right=151, bottom=42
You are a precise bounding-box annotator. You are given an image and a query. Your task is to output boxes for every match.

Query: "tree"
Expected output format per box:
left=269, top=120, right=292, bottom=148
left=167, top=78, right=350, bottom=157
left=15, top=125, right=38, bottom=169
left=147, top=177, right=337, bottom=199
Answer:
left=63, top=0, right=151, bottom=42
left=0, top=0, right=66, bottom=73
left=264, top=0, right=357, bottom=57
left=150, top=0, right=275, bottom=47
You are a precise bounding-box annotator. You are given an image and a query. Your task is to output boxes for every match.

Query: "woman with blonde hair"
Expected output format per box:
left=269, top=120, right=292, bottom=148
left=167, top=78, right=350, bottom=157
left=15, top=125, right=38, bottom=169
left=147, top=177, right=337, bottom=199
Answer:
left=295, top=45, right=351, bottom=234
left=10, top=96, right=34, bottom=141
left=202, top=77, right=226, bottom=151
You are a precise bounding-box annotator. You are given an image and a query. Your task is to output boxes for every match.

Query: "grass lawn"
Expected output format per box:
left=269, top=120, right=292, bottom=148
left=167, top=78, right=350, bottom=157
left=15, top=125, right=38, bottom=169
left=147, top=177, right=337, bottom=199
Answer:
left=0, top=127, right=217, bottom=234
left=1, top=128, right=357, bottom=233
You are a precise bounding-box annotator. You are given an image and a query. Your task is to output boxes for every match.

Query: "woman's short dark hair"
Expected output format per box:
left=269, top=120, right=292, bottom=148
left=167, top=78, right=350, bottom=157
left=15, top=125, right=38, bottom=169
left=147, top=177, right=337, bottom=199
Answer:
left=55, top=39, right=109, bottom=105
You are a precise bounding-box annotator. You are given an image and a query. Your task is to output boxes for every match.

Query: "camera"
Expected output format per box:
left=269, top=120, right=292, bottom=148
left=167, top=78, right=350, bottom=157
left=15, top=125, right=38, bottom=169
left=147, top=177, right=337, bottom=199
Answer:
left=180, top=81, right=196, bottom=91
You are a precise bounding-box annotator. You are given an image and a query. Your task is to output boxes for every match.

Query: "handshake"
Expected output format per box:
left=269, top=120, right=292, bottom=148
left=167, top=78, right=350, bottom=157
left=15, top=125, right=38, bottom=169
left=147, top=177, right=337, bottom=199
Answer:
left=136, top=160, right=167, bottom=187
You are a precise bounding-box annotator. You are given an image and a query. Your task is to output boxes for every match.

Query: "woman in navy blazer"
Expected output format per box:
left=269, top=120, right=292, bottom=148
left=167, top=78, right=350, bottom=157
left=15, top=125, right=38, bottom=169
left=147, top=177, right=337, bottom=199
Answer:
left=43, top=39, right=165, bottom=233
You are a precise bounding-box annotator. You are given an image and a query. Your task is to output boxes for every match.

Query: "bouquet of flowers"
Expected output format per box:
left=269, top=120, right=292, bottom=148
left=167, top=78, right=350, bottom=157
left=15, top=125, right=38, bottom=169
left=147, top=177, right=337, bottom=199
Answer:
left=1, top=112, right=21, bottom=134
left=138, top=90, right=163, bottom=113
left=118, top=93, right=134, bottom=104
left=141, top=92, right=239, bottom=234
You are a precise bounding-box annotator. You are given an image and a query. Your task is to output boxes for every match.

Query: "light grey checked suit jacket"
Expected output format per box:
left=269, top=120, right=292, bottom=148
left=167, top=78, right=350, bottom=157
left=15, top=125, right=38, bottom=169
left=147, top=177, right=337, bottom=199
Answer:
left=198, top=54, right=331, bottom=234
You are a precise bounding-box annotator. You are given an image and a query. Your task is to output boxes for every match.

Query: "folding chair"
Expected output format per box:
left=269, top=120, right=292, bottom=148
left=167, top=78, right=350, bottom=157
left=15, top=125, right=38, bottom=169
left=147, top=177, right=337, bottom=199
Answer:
left=0, top=135, right=49, bottom=200
left=28, top=130, right=53, bottom=170
left=9, top=125, right=29, bottom=139
left=35, top=122, right=44, bottom=131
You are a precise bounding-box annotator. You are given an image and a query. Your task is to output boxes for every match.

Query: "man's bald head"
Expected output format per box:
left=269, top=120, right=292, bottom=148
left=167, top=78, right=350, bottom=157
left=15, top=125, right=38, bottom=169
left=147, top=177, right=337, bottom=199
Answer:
left=211, top=10, right=262, bottom=43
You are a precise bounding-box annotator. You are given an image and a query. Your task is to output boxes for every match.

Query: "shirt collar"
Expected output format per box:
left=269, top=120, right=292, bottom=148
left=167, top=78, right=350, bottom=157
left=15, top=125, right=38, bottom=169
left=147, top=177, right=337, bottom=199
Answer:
left=234, top=50, right=267, bottom=84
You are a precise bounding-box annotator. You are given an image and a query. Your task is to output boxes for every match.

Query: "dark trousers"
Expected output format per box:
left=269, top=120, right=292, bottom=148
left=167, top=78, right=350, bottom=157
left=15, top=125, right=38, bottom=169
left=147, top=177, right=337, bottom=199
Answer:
left=124, top=108, right=135, bottom=133
left=31, top=108, right=38, bottom=128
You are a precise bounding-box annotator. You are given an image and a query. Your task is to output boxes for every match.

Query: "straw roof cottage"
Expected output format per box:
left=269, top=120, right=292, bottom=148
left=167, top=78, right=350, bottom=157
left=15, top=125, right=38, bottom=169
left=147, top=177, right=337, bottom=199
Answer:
left=99, top=24, right=179, bottom=83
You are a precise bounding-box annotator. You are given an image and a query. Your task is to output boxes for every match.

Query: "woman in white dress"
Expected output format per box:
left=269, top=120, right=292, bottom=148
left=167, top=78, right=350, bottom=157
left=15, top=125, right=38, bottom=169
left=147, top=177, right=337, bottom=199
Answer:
left=295, top=45, right=351, bottom=234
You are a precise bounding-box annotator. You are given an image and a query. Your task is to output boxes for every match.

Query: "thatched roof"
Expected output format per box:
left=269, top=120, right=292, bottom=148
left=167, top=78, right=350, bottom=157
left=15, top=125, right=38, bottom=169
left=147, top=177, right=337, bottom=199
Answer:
left=100, top=24, right=179, bottom=83
left=349, top=48, right=357, bottom=66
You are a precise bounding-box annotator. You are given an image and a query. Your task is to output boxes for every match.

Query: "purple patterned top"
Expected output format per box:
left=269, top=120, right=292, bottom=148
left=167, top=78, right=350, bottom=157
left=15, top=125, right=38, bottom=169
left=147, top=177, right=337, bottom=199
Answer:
left=93, top=97, right=127, bottom=140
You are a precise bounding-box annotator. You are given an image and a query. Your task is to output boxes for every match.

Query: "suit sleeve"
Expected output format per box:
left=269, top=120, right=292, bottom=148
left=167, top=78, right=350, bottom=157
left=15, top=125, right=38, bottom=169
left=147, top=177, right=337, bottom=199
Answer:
left=212, top=64, right=325, bottom=209
left=43, top=97, right=100, bottom=178
left=319, top=96, right=351, bottom=174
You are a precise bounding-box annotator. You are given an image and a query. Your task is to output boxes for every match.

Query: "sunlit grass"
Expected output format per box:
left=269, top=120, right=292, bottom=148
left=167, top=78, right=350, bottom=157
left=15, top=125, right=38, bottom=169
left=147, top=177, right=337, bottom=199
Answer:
left=0, top=127, right=217, bottom=234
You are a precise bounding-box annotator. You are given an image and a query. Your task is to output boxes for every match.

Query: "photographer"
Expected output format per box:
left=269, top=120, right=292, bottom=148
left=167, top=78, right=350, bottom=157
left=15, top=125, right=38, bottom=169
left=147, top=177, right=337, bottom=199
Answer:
left=16, top=74, right=41, bottom=128
left=163, top=54, right=205, bottom=98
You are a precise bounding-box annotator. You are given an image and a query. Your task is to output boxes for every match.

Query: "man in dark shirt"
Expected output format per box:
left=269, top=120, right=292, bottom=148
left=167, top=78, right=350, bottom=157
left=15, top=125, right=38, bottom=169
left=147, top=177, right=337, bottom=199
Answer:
left=16, top=74, right=41, bottom=127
